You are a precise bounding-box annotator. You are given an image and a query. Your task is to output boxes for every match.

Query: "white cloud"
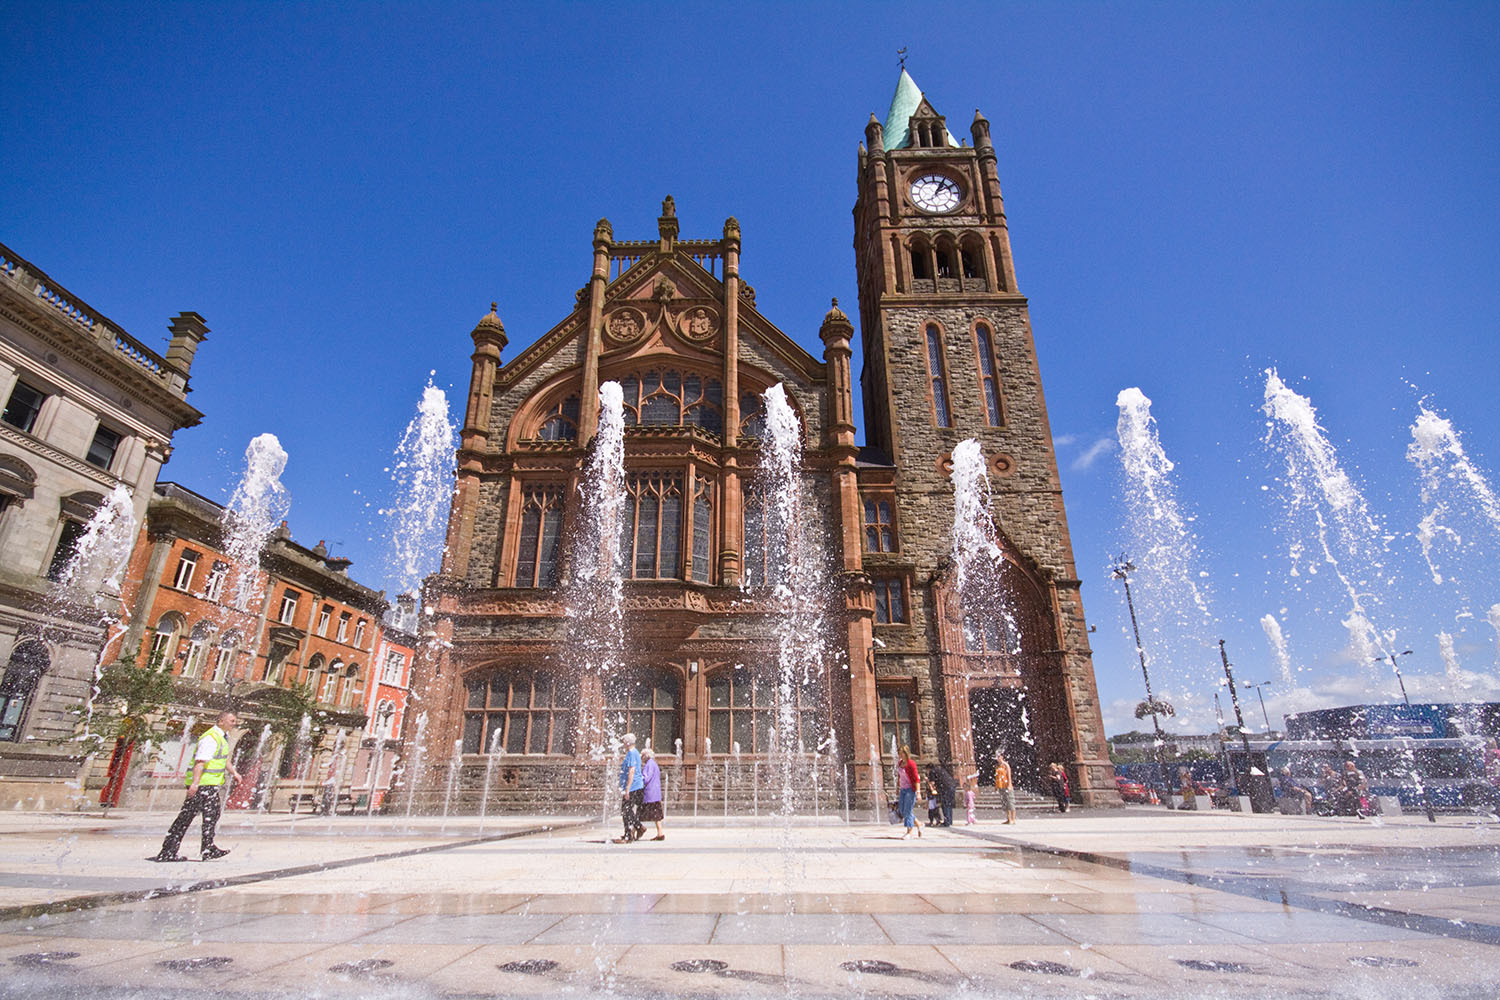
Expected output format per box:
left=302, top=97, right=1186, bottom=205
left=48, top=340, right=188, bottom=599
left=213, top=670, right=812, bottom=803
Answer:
left=1071, top=435, right=1116, bottom=471
left=1053, top=433, right=1078, bottom=448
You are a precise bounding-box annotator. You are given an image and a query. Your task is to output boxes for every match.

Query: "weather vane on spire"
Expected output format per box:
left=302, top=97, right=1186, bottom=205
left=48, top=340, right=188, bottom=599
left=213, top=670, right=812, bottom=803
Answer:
left=897, top=47, right=908, bottom=70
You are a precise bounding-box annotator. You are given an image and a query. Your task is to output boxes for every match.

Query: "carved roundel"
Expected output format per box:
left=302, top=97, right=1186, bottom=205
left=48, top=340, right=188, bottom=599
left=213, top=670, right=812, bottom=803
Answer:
left=677, top=304, right=719, bottom=343
left=605, top=307, right=646, bottom=346
left=991, top=453, right=1014, bottom=477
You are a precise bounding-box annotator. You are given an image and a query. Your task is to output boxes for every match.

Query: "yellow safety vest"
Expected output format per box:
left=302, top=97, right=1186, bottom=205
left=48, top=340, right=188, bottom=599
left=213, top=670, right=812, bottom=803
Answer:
left=187, top=727, right=231, bottom=787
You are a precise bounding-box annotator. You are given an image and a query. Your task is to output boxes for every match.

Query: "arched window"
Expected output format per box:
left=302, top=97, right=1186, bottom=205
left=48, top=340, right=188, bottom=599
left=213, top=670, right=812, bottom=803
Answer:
left=964, top=610, right=1019, bottom=656
left=690, top=478, right=713, bottom=583
left=148, top=613, right=186, bottom=667
left=739, top=393, right=766, bottom=440
left=0, top=641, right=49, bottom=741
left=960, top=239, right=984, bottom=280
left=212, top=631, right=241, bottom=683
left=342, top=664, right=360, bottom=708
left=183, top=622, right=215, bottom=679
left=322, top=661, right=342, bottom=703
left=462, top=672, right=574, bottom=755
left=706, top=667, right=824, bottom=755
left=924, top=325, right=953, bottom=427
left=604, top=671, right=681, bottom=753
left=514, top=485, right=564, bottom=588
left=304, top=653, right=325, bottom=691
left=536, top=395, right=580, bottom=441
left=617, top=371, right=724, bottom=435
left=743, top=490, right=767, bottom=588
left=974, top=322, right=1003, bottom=426
left=935, top=238, right=957, bottom=279
left=909, top=238, right=932, bottom=280
left=0, top=456, right=37, bottom=510
left=621, top=473, right=683, bottom=579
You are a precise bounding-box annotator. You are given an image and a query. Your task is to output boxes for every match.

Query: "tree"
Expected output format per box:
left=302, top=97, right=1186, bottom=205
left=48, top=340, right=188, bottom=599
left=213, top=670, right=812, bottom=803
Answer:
left=67, top=645, right=180, bottom=807
left=1135, top=699, right=1175, bottom=720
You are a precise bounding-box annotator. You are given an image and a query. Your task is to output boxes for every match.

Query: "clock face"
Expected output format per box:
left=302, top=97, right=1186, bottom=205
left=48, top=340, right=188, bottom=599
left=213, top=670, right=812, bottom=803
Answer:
left=910, top=174, right=960, bottom=213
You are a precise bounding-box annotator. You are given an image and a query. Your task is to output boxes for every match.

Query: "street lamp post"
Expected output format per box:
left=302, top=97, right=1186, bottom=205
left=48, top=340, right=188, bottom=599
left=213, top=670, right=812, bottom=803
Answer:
left=1383, top=651, right=1415, bottom=707
left=1375, top=650, right=1436, bottom=823
left=1110, top=557, right=1171, bottom=809
left=1245, top=681, right=1274, bottom=733
left=1219, top=639, right=1271, bottom=812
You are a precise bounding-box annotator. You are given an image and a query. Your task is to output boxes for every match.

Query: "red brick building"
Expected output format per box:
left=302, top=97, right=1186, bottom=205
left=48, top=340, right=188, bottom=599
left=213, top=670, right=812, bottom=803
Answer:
left=349, top=596, right=416, bottom=809
left=409, top=72, right=1116, bottom=808
left=107, top=481, right=393, bottom=808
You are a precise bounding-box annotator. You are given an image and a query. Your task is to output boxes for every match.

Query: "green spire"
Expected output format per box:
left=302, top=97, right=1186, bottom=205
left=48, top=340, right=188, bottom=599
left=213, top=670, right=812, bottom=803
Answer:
left=881, top=69, right=959, bottom=152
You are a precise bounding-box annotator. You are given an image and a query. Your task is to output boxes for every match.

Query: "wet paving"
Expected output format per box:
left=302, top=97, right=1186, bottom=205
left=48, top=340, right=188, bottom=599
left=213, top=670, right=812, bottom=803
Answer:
left=0, top=809, right=1494, bottom=998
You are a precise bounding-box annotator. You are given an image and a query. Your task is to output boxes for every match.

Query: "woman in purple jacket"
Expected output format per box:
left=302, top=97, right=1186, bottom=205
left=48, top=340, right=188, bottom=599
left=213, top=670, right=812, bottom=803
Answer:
left=640, top=748, right=666, bottom=841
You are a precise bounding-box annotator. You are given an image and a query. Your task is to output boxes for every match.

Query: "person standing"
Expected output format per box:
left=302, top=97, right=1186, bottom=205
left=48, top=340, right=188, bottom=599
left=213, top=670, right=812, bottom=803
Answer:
left=993, top=752, right=1017, bottom=824
left=963, top=774, right=977, bottom=825
left=1046, top=762, right=1070, bottom=813
left=614, top=733, right=644, bottom=843
left=152, top=709, right=241, bottom=862
left=897, top=745, right=921, bottom=840
left=640, top=747, right=665, bottom=841
left=928, top=762, right=957, bottom=827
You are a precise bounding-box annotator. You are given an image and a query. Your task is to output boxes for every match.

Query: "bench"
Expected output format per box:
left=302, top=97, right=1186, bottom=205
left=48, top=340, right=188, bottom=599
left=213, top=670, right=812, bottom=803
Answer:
left=286, top=791, right=372, bottom=815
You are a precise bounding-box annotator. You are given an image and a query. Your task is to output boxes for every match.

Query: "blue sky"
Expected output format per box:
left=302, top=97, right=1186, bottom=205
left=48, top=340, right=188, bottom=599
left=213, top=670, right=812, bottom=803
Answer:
left=4, top=3, right=1497, bottom=736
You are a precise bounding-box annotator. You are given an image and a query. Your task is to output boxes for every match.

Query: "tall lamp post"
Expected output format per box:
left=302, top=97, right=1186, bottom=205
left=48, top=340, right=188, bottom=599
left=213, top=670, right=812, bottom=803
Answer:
left=1218, top=639, right=1269, bottom=812
left=1375, top=650, right=1436, bottom=823
left=1244, top=681, right=1275, bottom=733
left=1110, top=556, right=1171, bottom=809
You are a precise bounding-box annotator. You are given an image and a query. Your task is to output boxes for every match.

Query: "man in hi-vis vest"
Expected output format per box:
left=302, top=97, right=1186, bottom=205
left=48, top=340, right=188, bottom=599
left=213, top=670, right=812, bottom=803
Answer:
left=151, top=709, right=242, bottom=862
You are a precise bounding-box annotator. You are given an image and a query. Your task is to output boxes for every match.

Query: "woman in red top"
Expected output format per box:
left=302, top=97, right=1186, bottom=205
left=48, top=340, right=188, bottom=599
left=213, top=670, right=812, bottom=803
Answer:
left=897, top=745, right=922, bottom=839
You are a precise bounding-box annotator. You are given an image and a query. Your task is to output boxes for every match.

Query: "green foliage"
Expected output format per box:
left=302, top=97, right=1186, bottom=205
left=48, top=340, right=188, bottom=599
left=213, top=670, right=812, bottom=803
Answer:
left=1109, top=746, right=1160, bottom=764
left=66, top=644, right=179, bottom=757
left=262, top=681, right=333, bottom=747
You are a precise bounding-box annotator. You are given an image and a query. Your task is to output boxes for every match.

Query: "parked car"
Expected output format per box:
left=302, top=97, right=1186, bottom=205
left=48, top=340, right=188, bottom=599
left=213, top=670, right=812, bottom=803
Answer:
left=1115, top=777, right=1151, bottom=803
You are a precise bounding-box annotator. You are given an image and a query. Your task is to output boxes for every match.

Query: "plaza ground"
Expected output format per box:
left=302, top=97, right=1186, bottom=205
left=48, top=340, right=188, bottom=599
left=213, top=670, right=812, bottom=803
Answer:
left=0, top=806, right=1496, bottom=998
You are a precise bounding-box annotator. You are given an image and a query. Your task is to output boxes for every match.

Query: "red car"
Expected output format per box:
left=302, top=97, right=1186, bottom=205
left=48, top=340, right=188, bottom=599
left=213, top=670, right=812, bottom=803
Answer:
left=1115, top=777, right=1151, bottom=803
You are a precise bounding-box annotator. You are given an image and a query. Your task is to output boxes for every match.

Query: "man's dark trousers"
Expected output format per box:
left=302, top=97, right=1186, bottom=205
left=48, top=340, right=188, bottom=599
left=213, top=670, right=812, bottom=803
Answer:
left=160, top=787, right=222, bottom=857
left=621, top=789, right=643, bottom=841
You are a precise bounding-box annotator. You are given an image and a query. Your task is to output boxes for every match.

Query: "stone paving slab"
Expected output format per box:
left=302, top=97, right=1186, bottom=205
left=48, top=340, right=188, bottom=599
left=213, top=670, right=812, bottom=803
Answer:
left=0, top=809, right=1494, bottom=997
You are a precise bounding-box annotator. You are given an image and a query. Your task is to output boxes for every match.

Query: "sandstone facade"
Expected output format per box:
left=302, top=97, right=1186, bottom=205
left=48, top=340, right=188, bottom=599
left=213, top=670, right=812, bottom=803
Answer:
left=410, top=74, right=1117, bottom=809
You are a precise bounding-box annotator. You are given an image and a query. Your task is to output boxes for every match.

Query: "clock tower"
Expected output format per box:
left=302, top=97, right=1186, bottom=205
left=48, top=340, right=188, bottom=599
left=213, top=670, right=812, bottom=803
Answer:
left=852, top=71, right=1115, bottom=803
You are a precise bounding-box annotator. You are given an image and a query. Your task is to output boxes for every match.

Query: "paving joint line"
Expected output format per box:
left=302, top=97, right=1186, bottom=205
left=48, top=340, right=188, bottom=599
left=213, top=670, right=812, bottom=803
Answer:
left=948, top=826, right=1500, bottom=948
left=0, top=820, right=590, bottom=924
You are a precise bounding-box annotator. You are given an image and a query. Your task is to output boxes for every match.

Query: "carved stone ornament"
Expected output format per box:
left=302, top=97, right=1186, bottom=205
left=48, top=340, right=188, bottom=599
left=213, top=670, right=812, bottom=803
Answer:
left=652, top=277, right=678, bottom=303
left=678, top=304, right=719, bottom=342
left=990, top=452, right=1015, bottom=477
left=605, top=307, right=645, bottom=346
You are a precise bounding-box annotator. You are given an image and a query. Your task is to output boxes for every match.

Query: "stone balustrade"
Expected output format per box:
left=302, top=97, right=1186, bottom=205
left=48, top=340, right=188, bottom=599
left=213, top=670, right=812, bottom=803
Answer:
left=0, top=240, right=171, bottom=381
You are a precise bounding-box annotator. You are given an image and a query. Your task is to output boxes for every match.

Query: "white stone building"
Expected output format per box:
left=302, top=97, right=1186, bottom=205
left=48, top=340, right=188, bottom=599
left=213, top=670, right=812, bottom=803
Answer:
left=0, top=241, right=205, bottom=807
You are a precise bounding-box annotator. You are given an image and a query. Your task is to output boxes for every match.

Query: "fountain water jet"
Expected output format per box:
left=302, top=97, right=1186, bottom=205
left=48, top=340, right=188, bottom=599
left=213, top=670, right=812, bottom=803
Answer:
left=758, top=384, right=835, bottom=818
left=1115, top=388, right=1216, bottom=716
left=48, top=484, right=139, bottom=791
left=386, top=381, right=457, bottom=599
left=1260, top=614, right=1296, bottom=688
left=1263, top=370, right=1398, bottom=669
left=222, top=434, right=290, bottom=617
left=564, top=382, right=627, bottom=826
